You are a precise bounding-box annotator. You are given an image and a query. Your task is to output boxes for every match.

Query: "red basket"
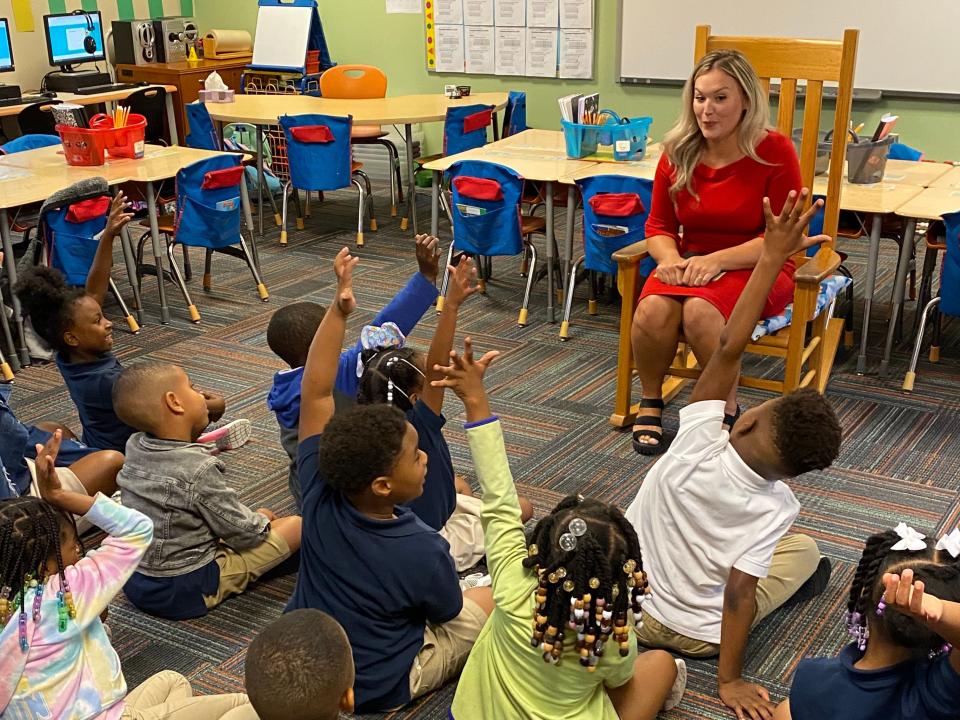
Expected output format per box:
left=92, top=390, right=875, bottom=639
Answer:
left=306, top=50, right=321, bottom=75
left=56, top=125, right=107, bottom=166
left=89, top=113, right=147, bottom=159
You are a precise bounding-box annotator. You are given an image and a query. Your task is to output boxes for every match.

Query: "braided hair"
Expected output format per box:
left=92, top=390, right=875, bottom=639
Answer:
left=0, top=497, right=81, bottom=651
left=846, top=529, right=960, bottom=657
left=357, top=348, right=425, bottom=413
left=522, top=495, right=646, bottom=670
left=13, top=266, right=84, bottom=355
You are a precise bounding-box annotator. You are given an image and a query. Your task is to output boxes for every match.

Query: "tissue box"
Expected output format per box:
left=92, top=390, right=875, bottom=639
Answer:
left=199, top=89, right=235, bottom=103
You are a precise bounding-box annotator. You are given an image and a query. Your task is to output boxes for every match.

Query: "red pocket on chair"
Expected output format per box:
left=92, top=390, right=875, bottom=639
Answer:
left=201, top=165, right=245, bottom=190
left=290, top=125, right=335, bottom=143
left=66, top=196, right=111, bottom=223
left=453, top=176, right=503, bottom=201
left=589, top=193, right=645, bottom=217
left=462, top=109, right=493, bottom=134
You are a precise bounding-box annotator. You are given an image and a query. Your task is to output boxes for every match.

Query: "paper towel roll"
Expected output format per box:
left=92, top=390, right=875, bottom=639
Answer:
left=204, top=29, right=252, bottom=54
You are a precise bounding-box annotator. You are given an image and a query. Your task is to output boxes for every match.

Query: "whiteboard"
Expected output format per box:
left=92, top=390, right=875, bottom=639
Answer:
left=617, top=0, right=960, bottom=97
left=252, top=5, right=312, bottom=70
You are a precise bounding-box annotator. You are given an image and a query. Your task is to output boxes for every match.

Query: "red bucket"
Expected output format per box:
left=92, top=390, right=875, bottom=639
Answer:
left=89, top=113, right=148, bottom=159
left=56, top=125, right=107, bottom=166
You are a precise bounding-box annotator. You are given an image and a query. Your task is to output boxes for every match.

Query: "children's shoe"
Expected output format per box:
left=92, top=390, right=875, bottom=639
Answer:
left=664, top=658, right=687, bottom=711
left=198, top=419, right=253, bottom=452
left=459, top=573, right=492, bottom=591
left=784, top=556, right=833, bottom=608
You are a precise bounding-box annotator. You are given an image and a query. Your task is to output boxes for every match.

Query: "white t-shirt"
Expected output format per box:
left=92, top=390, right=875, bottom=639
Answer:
left=625, top=400, right=800, bottom=644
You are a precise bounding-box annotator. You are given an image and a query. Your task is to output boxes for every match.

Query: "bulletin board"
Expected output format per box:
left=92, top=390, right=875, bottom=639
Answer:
left=424, top=0, right=594, bottom=79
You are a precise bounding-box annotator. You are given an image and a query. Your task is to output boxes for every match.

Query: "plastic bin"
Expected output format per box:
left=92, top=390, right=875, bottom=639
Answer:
left=56, top=125, right=107, bottom=166
left=562, top=113, right=652, bottom=161
left=846, top=135, right=894, bottom=184
left=791, top=128, right=833, bottom=176
left=89, top=113, right=147, bottom=159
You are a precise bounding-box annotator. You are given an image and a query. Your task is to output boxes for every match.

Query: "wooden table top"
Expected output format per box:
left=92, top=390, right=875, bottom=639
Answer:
left=895, top=187, right=960, bottom=221
left=0, top=84, right=178, bottom=119
left=881, top=159, right=952, bottom=187
left=810, top=178, right=923, bottom=214
left=929, top=165, right=960, bottom=189
left=205, top=92, right=509, bottom=126
left=423, top=145, right=599, bottom=182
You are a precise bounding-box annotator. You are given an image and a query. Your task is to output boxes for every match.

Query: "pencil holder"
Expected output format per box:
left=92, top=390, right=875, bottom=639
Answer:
left=562, top=113, right=652, bottom=161
left=846, top=135, right=894, bottom=184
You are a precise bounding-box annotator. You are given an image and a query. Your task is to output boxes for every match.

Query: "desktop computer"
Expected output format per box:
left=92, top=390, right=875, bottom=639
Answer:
left=0, top=17, right=21, bottom=101
left=43, top=11, right=111, bottom=93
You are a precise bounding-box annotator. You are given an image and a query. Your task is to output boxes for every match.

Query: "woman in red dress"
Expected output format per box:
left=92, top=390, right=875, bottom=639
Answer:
left=631, top=49, right=803, bottom=455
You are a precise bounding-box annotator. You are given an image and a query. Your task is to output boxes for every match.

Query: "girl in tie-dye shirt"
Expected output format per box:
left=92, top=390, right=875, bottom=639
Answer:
left=0, top=431, right=249, bottom=720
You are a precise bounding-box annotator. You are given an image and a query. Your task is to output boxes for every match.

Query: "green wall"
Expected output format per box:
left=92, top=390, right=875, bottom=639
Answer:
left=197, top=0, right=960, bottom=158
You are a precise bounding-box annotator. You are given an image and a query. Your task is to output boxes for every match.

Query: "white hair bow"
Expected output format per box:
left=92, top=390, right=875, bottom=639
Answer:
left=891, top=522, right=927, bottom=552
left=935, top=528, right=960, bottom=559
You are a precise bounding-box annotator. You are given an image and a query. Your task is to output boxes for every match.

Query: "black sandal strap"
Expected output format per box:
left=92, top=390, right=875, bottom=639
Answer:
left=639, top=397, right=665, bottom=409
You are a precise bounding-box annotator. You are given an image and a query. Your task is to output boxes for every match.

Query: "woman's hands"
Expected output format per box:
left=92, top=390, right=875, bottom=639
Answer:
left=654, top=254, right=723, bottom=287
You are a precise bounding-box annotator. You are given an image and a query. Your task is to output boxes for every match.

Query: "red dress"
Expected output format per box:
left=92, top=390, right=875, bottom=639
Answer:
left=639, top=130, right=802, bottom=320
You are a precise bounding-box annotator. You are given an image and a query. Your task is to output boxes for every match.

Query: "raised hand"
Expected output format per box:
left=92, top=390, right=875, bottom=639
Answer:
left=446, top=255, right=479, bottom=308
left=762, top=189, right=830, bottom=260
left=105, top=191, right=134, bottom=237
left=719, top=678, right=775, bottom=720
left=34, top=431, right=64, bottom=502
left=332, top=247, right=359, bottom=316
left=415, top=233, right=441, bottom=284
left=882, top=568, right=945, bottom=625
left=431, top=337, right=500, bottom=421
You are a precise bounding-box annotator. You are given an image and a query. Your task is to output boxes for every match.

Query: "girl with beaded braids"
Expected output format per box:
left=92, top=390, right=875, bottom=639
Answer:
left=0, top=431, right=251, bottom=719
left=775, top=525, right=960, bottom=720
left=436, top=338, right=685, bottom=720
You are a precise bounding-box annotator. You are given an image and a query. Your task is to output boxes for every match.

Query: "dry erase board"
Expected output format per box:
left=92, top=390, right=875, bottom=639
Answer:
left=252, top=4, right=313, bottom=70
left=617, top=0, right=960, bottom=97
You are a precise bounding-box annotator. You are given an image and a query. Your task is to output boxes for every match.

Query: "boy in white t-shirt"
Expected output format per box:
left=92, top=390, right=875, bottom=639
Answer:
left=626, top=190, right=843, bottom=720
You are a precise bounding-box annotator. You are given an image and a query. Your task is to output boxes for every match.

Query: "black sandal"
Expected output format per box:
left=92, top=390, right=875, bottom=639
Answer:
left=632, top=398, right=667, bottom=456
left=723, top=404, right=742, bottom=431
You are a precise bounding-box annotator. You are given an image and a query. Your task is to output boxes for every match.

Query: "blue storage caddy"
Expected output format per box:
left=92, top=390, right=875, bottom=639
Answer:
left=562, top=111, right=653, bottom=161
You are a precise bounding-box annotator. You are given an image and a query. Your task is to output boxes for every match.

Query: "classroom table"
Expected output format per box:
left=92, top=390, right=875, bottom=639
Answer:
left=205, top=92, right=509, bottom=237
left=880, top=159, right=952, bottom=188
left=883, top=187, right=960, bottom=376
left=0, top=85, right=181, bottom=145
left=930, top=165, right=960, bottom=189
left=423, top=143, right=600, bottom=323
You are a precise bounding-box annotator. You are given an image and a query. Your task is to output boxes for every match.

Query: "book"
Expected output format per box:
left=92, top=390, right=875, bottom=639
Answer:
left=558, top=93, right=581, bottom=123
left=577, top=93, right=599, bottom=125
left=50, top=103, right=89, bottom=128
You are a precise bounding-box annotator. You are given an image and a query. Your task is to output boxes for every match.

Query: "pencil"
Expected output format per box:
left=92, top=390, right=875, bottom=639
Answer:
left=853, top=123, right=864, bottom=134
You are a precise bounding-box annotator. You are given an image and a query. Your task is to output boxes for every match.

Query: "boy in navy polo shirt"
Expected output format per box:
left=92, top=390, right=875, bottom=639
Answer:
left=287, top=247, right=494, bottom=713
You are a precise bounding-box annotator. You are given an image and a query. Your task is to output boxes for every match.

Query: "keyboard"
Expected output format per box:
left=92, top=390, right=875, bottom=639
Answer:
left=0, top=95, right=47, bottom=107
left=73, top=83, right=139, bottom=96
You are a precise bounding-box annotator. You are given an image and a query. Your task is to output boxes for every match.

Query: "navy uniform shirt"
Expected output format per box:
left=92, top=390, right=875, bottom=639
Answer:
left=56, top=352, right=135, bottom=453
left=402, top=400, right=457, bottom=531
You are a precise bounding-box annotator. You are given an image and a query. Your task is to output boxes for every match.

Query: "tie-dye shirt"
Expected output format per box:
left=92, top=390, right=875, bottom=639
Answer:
left=0, top=494, right=154, bottom=720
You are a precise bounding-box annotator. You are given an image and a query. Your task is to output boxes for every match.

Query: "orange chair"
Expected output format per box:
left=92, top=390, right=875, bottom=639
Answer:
left=319, top=65, right=403, bottom=223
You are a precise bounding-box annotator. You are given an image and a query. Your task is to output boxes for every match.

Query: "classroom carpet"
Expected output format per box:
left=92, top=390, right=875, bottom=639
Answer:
left=8, top=188, right=960, bottom=720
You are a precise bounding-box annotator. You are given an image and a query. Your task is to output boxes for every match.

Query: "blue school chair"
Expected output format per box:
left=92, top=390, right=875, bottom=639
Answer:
left=278, top=113, right=372, bottom=247
left=440, top=159, right=554, bottom=327
left=37, top=178, right=139, bottom=333
left=560, top=176, right=655, bottom=340
left=904, top=210, right=960, bottom=390
left=502, top=91, right=527, bottom=138
left=136, top=154, right=267, bottom=323
left=185, top=102, right=221, bottom=151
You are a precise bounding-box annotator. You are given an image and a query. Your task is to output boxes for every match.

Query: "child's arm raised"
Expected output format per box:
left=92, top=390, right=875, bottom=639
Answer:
left=300, top=248, right=358, bottom=443
left=690, top=190, right=827, bottom=404
left=419, top=255, right=478, bottom=415
left=85, top=192, right=133, bottom=308
left=883, top=569, right=960, bottom=673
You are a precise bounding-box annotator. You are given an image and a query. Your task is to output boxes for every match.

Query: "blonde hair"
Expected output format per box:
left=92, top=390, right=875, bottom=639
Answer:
left=663, top=49, right=771, bottom=199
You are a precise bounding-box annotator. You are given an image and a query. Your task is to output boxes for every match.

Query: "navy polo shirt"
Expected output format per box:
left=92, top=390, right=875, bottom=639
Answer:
left=790, top=643, right=960, bottom=720
left=123, top=561, right=220, bottom=620
left=286, top=434, right=462, bottom=713
left=56, top=352, right=136, bottom=453
left=402, top=400, right=457, bottom=532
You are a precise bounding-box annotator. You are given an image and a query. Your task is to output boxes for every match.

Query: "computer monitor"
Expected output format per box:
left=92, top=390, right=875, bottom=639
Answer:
left=0, top=18, right=14, bottom=73
left=43, top=11, right=105, bottom=70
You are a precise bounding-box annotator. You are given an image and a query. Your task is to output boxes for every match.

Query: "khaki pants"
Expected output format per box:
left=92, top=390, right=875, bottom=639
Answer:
left=439, top=493, right=485, bottom=572
left=26, top=458, right=93, bottom=534
left=636, top=534, right=820, bottom=657
left=120, top=670, right=250, bottom=720
left=408, top=597, right=489, bottom=701
left=203, top=531, right=292, bottom=609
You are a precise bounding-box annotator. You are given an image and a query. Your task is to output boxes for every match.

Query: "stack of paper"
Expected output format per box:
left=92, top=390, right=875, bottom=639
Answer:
left=558, top=93, right=581, bottom=122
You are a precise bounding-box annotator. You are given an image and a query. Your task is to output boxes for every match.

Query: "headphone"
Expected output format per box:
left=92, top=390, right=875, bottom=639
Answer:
left=73, top=11, right=98, bottom=55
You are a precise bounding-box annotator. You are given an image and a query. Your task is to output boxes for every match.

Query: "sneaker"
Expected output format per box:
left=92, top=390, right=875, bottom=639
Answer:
left=459, top=573, right=491, bottom=591
left=198, top=419, right=253, bottom=452
left=784, top=556, right=833, bottom=609
left=664, top=658, right=687, bottom=711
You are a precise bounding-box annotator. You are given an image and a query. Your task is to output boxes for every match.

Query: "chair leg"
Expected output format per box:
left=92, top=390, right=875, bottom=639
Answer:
left=378, top=139, right=399, bottom=217
left=108, top=279, right=139, bottom=334
left=358, top=170, right=377, bottom=231
left=560, top=256, right=583, bottom=340
left=293, top=188, right=304, bottom=231
left=588, top=272, right=599, bottom=315
left=929, top=301, right=942, bottom=363
left=280, top=181, right=290, bottom=245
left=519, top=242, right=538, bottom=327
left=436, top=241, right=456, bottom=313
left=351, top=176, right=367, bottom=247
left=181, top=245, right=192, bottom=281
left=903, top=297, right=940, bottom=391
left=238, top=235, right=269, bottom=301
left=305, top=190, right=312, bottom=218
left=166, top=242, right=200, bottom=322
left=914, top=245, right=939, bottom=336
left=202, top=249, right=213, bottom=291
left=838, top=264, right=855, bottom=349
left=439, top=188, right=454, bottom=224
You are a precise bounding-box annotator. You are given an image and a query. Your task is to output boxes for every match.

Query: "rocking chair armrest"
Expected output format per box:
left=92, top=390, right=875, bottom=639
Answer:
left=612, top=240, right=650, bottom=266
left=794, top=246, right=842, bottom=285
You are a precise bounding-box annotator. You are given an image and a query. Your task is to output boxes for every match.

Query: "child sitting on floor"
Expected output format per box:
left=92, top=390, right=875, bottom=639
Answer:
left=775, top=526, right=960, bottom=720
left=266, top=233, right=441, bottom=510
left=356, top=252, right=532, bottom=571
left=625, top=190, right=843, bottom=720
left=112, top=362, right=301, bottom=620
left=14, top=192, right=245, bottom=454
left=222, top=608, right=355, bottom=720
left=436, top=337, right=684, bottom=720
left=286, top=248, right=493, bottom=713
left=0, top=431, right=250, bottom=719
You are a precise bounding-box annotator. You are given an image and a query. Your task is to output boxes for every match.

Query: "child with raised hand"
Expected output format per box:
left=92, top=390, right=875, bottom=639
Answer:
left=14, top=192, right=243, bottom=454
left=266, top=233, right=442, bottom=510
left=625, top=189, right=843, bottom=720
left=112, top=362, right=301, bottom=621
left=435, top=338, right=685, bottom=720
left=357, top=254, right=533, bottom=570
left=775, top=526, right=960, bottom=720
left=287, top=248, right=493, bottom=713
left=0, top=431, right=251, bottom=719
